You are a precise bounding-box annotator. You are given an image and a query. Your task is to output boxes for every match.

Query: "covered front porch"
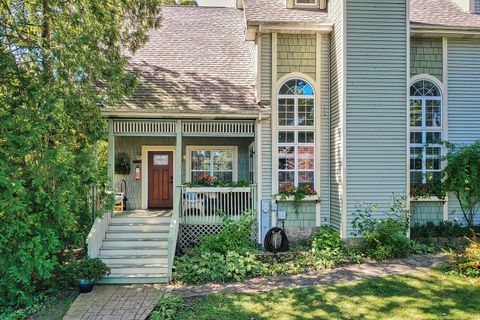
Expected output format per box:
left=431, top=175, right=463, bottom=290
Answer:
left=109, top=119, right=258, bottom=227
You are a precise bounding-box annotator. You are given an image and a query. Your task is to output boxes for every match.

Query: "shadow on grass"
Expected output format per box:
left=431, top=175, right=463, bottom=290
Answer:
left=177, top=271, right=480, bottom=320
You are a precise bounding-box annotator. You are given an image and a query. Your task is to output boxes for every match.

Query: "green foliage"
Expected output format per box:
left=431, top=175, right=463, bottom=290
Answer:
left=447, top=233, right=480, bottom=279
left=198, top=213, right=256, bottom=255
left=150, top=295, right=184, bottom=320
left=65, top=258, right=110, bottom=282
left=411, top=221, right=480, bottom=239
left=353, top=197, right=414, bottom=260
left=276, top=184, right=317, bottom=214
left=0, top=0, right=161, bottom=307
left=442, top=141, right=480, bottom=227
left=312, top=226, right=344, bottom=253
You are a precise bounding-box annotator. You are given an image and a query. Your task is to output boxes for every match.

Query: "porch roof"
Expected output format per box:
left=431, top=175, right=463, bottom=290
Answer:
left=105, top=6, right=265, bottom=115
left=410, top=0, right=480, bottom=31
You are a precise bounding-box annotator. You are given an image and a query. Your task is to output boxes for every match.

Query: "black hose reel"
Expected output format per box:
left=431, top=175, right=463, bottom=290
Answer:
left=264, top=227, right=289, bottom=253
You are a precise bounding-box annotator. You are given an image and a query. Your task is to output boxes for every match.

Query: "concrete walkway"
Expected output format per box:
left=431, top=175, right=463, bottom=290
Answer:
left=64, top=253, right=449, bottom=319
left=63, top=284, right=164, bottom=320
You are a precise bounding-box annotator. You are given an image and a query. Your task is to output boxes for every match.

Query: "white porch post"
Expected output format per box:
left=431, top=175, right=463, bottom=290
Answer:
left=107, top=119, right=115, bottom=190
left=255, top=118, right=263, bottom=243
left=173, top=120, right=182, bottom=218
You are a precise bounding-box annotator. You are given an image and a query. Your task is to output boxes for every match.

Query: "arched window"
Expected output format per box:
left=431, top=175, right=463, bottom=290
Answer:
left=277, top=78, right=315, bottom=190
left=409, top=79, right=443, bottom=190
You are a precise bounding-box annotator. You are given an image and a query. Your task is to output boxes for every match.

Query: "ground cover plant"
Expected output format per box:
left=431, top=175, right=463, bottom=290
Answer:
left=171, top=270, right=480, bottom=320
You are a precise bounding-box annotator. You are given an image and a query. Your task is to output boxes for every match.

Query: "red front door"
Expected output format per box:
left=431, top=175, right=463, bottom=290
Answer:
left=148, top=151, right=173, bottom=208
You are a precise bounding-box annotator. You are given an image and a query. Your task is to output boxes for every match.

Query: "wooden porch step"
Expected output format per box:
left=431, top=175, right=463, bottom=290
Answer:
left=105, top=232, right=169, bottom=240
left=99, top=256, right=168, bottom=265
left=108, top=266, right=168, bottom=274
left=101, top=239, right=168, bottom=248
left=98, top=275, right=169, bottom=284
left=109, top=224, right=170, bottom=232
left=111, top=216, right=172, bottom=224
left=99, top=248, right=168, bottom=256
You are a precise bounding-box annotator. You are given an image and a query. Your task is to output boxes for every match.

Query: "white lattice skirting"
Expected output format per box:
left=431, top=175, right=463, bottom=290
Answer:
left=178, top=224, right=224, bottom=249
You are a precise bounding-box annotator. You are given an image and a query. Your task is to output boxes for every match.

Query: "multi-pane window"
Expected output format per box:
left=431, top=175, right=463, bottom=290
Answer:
left=409, top=80, right=443, bottom=189
left=189, top=148, right=235, bottom=182
left=277, top=79, right=315, bottom=189
left=295, top=0, right=318, bottom=5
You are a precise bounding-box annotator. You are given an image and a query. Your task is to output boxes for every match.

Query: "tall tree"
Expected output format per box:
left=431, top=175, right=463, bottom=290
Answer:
left=0, top=0, right=161, bottom=306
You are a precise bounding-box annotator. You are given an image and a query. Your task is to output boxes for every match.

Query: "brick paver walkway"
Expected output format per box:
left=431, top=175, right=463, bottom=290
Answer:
left=166, top=253, right=449, bottom=297
left=63, top=254, right=449, bottom=319
left=63, top=284, right=164, bottom=320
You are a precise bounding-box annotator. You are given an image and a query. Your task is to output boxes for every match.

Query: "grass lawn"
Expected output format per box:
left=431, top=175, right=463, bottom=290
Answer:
left=177, top=270, right=480, bottom=320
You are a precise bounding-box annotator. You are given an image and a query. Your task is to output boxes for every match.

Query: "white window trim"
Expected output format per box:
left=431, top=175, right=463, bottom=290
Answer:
left=276, top=77, right=316, bottom=190
left=185, top=145, right=239, bottom=183
left=294, top=0, right=318, bottom=6
left=277, top=130, right=316, bottom=188
left=409, top=78, right=444, bottom=187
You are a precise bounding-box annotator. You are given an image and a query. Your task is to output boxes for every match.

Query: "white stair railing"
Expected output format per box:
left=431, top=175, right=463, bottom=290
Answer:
left=86, top=211, right=112, bottom=258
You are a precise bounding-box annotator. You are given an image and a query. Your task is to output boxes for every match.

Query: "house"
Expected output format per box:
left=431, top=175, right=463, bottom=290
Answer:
left=86, top=0, right=480, bottom=283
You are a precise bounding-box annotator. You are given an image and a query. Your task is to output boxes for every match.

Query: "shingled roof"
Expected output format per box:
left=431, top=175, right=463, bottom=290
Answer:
left=243, top=0, right=329, bottom=25
left=410, top=0, right=480, bottom=30
left=108, top=6, right=261, bottom=115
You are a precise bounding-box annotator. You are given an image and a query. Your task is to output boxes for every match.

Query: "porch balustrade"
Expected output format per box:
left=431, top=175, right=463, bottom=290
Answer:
left=180, top=185, right=256, bottom=224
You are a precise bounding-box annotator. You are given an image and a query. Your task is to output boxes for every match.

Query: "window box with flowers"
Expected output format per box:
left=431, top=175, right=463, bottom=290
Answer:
left=183, top=173, right=253, bottom=193
left=410, top=183, right=445, bottom=201
left=274, top=184, right=319, bottom=213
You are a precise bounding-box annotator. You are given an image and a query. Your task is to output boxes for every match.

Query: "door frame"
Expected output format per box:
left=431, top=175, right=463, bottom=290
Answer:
left=141, top=146, right=176, bottom=209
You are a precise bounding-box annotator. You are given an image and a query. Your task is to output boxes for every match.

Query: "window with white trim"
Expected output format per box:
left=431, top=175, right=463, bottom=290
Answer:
left=277, top=79, right=315, bottom=189
left=295, top=0, right=318, bottom=5
left=187, top=146, right=237, bottom=182
left=409, top=79, right=443, bottom=189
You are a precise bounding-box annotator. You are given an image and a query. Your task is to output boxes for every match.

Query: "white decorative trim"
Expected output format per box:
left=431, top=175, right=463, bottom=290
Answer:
left=185, top=145, right=239, bottom=183
left=256, top=35, right=262, bottom=103
left=271, top=32, right=278, bottom=217
left=410, top=74, right=446, bottom=95
left=406, top=1, right=411, bottom=221
left=141, top=146, right=177, bottom=209
left=315, top=32, right=322, bottom=227
left=341, top=0, right=348, bottom=239
left=442, top=37, right=449, bottom=221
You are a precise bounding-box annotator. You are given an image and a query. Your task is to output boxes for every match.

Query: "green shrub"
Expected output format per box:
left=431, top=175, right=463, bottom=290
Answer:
left=411, top=221, right=480, bottom=239
left=174, top=251, right=264, bottom=284
left=65, top=257, right=110, bottom=282
left=150, top=295, right=184, bottom=320
left=198, top=213, right=256, bottom=255
left=312, top=226, right=344, bottom=253
left=448, top=233, right=480, bottom=278
left=353, top=197, right=414, bottom=260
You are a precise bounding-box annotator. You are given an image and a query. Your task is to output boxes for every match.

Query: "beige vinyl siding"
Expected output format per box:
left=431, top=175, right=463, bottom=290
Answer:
left=261, top=118, right=273, bottom=199
left=277, top=34, right=317, bottom=80
left=329, top=0, right=345, bottom=232
left=345, top=0, right=408, bottom=236
left=261, top=34, right=272, bottom=103
left=410, top=38, right=443, bottom=82
left=320, top=33, right=331, bottom=225
left=447, top=39, right=480, bottom=225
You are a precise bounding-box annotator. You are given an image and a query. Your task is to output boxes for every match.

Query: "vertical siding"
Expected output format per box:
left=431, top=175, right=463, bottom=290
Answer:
left=261, top=34, right=272, bottom=103
left=320, top=34, right=331, bottom=225
left=261, top=119, right=272, bottom=199
left=345, top=0, right=408, bottom=236
left=447, top=39, right=480, bottom=225
left=410, top=38, right=443, bottom=81
left=277, top=34, right=317, bottom=80
left=329, top=0, right=345, bottom=232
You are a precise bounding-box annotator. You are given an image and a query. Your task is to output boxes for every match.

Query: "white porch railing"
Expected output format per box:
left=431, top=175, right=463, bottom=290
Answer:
left=86, top=211, right=112, bottom=258
left=180, top=185, right=256, bottom=224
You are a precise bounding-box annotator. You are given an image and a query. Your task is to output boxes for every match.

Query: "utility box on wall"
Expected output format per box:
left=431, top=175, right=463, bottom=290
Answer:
left=260, top=200, right=271, bottom=244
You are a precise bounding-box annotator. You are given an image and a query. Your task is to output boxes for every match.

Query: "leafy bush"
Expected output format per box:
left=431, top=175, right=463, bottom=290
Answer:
left=448, top=233, right=480, bottom=278
left=150, top=295, right=184, bottom=320
left=174, top=251, right=264, bottom=284
left=312, top=226, right=344, bottom=253
left=442, top=141, right=480, bottom=227
left=65, top=258, right=110, bottom=282
left=198, top=214, right=256, bottom=255
left=353, top=197, right=414, bottom=260
left=174, top=213, right=262, bottom=284
left=411, top=221, right=480, bottom=239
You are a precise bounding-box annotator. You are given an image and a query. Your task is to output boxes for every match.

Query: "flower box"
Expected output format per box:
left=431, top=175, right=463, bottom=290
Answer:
left=184, top=186, right=252, bottom=193
left=410, top=196, right=445, bottom=202
left=275, top=195, right=320, bottom=202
